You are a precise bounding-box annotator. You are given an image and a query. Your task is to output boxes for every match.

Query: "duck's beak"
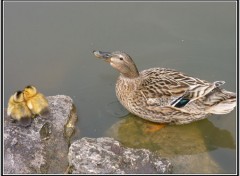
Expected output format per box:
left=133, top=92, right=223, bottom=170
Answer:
left=93, top=50, right=112, bottom=61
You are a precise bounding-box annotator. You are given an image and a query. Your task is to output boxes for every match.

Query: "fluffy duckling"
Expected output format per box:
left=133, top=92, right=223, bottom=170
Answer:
left=93, top=50, right=236, bottom=125
left=7, top=91, right=33, bottom=127
left=23, top=85, right=49, bottom=116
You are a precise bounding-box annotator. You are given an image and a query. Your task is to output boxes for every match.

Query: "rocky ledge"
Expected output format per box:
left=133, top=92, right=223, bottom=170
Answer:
left=4, top=95, right=77, bottom=174
left=4, top=95, right=172, bottom=174
left=68, top=137, right=172, bottom=174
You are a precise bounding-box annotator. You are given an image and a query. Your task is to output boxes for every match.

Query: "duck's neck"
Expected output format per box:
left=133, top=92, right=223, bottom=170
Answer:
left=116, top=75, right=142, bottom=104
left=120, top=65, right=139, bottom=78
left=120, top=72, right=139, bottom=78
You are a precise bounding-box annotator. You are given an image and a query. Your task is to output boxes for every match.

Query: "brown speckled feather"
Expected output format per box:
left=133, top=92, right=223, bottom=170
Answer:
left=94, top=50, right=236, bottom=124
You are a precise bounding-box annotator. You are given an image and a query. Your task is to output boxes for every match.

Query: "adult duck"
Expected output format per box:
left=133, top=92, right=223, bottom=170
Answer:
left=93, top=50, right=236, bottom=125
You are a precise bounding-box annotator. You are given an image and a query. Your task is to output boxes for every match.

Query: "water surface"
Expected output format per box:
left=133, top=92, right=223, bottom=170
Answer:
left=4, top=1, right=236, bottom=174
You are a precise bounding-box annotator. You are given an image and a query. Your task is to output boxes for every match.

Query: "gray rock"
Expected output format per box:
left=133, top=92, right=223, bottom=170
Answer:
left=4, top=95, right=78, bottom=174
left=68, top=137, right=172, bottom=174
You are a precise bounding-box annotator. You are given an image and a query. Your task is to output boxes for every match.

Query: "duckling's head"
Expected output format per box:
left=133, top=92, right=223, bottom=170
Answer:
left=93, top=50, right=139, bottom=78
left=23, top=85, right=38, bottom=99
left=13, top=91, right=24, bottom=102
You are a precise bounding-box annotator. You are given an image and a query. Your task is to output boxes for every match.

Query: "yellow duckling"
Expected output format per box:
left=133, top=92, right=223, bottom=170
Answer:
left=7, top=90, right=33, bottom=127
left=23, top=85, right=49, bottom=116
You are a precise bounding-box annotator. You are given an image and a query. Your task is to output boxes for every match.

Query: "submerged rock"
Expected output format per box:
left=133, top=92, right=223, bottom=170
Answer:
left=106, top=114, right=235, bottom=174
left=4, top=95, right=78, bottom=174
left=68, top=137, right=172, bottom=174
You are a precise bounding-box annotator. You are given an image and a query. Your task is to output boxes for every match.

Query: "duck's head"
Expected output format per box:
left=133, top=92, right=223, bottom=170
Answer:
left=93, top=50, right=139, bottom=78
left=23, top=85, right=38, bottom=99
left=13, top=91, right=24, bottom=102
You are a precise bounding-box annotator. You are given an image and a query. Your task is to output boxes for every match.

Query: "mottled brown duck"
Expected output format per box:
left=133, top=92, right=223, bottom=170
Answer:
left=93, top=50, right=236, bottom=125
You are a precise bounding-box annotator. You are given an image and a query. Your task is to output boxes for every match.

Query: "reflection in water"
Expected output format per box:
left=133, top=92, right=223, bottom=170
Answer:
left=106, top=114, right=234, bottom=155
left=196, top=119, right=235, bottom=150
left=106, top=114, right=235, bottom=173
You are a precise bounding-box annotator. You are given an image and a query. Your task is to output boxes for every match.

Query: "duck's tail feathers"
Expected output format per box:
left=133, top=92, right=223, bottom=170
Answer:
left=213, top=80, right=225, bottom=87
left=204, top=88, right=236, bottom=114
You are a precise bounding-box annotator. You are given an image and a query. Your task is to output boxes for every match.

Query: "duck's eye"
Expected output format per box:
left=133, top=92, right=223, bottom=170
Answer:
left=119, top=57, right=123, bottom=60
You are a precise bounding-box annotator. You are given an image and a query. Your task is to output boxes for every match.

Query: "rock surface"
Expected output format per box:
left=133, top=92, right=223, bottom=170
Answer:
left=4, top=95, right=78, bottom=174
left=68, top=137, right=172, bottom=174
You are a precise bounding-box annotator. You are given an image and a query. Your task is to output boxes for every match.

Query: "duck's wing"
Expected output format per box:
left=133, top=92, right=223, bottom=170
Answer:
left=7, top=96, right=14, bottom=116
left=7, top=106, right=14, bottom=116
left=26, top=100, right=33, bottom=110
left=139, top=68, right=225, bottom=108
left=170, top=80, right=225, bottom=108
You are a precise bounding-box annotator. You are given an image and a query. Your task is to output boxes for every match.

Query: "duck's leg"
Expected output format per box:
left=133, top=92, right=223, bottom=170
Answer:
left=143, top=121, right=167, bottom=133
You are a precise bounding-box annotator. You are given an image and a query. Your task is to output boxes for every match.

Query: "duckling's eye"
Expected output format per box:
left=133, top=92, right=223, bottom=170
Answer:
left=119, top=57, right=123, bottom=60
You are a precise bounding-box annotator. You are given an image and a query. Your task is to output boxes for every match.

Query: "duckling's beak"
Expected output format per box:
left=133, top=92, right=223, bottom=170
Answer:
left=93, top=50, right=112, bottom=62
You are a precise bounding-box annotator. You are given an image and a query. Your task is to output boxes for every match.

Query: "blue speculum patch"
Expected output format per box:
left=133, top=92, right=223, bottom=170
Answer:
left=174, top=98, right=190, bottom=108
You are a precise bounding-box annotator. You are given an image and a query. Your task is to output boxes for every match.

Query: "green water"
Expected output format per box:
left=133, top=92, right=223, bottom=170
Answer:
left=4, top=1, right=236, bottom=174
